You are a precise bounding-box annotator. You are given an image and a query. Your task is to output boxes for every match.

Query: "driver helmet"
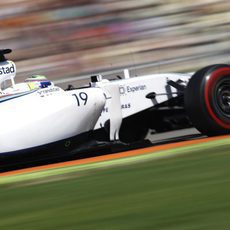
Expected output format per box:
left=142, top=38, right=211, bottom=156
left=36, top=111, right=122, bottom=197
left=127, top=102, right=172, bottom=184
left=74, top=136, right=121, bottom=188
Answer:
left=25, top=75, right=52, bottom=90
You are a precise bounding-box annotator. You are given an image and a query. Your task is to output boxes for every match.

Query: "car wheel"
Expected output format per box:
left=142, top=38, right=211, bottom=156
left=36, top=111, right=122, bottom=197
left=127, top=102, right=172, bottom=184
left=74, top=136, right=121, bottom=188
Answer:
left=184, top=64, right=230, bottom=136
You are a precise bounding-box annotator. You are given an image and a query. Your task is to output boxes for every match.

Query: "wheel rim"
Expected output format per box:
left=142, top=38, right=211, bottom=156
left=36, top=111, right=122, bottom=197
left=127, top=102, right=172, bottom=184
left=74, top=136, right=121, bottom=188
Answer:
left=215, top=79, right=230, bottom=117
left=205, top=67, right=230, bottom=129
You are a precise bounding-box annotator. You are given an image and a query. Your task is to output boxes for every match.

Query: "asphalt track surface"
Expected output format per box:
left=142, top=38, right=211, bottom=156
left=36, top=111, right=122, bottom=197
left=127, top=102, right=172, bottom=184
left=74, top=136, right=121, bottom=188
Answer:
left=148, top=127, right=201, bottom=143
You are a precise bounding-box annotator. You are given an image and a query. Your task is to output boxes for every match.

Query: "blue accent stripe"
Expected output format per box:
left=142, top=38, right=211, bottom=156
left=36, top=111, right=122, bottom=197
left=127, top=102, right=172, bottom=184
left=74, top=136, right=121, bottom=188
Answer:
left=0, top=89, right=37, bottom=103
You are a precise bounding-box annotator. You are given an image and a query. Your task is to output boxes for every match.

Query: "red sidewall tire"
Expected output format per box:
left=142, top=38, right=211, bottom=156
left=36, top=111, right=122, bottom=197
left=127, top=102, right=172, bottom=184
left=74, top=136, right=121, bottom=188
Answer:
left=184, top=64, right=230, bottom=136
left=204, top=68, right=230, bottom=129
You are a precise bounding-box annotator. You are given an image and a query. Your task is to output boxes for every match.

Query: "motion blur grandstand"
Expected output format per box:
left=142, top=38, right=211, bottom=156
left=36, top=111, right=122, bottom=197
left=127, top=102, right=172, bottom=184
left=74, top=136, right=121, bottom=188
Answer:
left=0, top=0, right=229, bottom=84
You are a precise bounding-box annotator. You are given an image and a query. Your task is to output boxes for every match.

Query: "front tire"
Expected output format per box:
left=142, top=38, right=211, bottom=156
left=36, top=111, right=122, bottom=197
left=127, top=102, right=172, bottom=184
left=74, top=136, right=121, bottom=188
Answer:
left=184, top=64, right=230, bottom=136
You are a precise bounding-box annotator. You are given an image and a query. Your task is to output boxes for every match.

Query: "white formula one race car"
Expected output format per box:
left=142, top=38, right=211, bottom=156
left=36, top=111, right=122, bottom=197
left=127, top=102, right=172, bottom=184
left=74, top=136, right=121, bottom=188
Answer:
left=0, top=49, right=229, bottom=158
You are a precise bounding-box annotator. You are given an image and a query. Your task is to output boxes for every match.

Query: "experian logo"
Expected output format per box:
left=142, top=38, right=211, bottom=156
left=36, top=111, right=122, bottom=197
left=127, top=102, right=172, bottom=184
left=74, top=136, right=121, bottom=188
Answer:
left=0, top=63, right=15, bottom=75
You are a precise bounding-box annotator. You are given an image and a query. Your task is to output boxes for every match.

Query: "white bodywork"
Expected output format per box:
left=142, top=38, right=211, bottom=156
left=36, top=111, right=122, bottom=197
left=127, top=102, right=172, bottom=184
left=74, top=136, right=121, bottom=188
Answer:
left=93, top=70, right=192, bottom=139
left=0, top=62, right=106, bottom=153
left=0, top=58, right=193, bottom=154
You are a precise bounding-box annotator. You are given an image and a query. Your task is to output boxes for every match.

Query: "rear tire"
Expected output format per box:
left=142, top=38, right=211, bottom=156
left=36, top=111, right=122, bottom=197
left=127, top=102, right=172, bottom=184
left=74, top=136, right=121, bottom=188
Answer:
left=184, top=64, right=230, bottom=136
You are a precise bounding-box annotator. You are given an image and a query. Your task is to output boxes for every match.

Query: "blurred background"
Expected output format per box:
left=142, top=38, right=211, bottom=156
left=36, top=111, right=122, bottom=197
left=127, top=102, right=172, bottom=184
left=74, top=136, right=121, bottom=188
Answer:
left=1, top=2, right=230, bottom=228
left=0, top=0, right=229, bottom=86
